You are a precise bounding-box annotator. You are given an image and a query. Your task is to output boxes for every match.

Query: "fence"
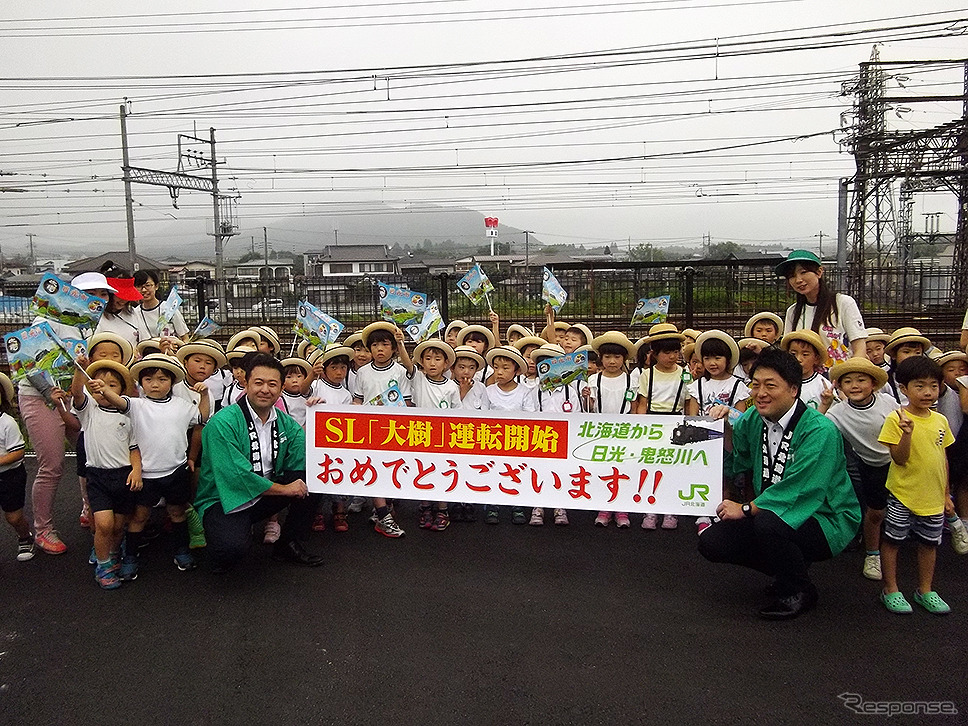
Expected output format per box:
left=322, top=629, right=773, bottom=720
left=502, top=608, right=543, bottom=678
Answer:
left=0, top=259, right=963, bottom=350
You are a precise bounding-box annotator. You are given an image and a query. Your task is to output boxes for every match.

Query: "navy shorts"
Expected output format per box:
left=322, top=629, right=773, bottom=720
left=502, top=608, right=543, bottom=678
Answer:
left=138, top=464, right=191, bottom=508
left=86, top=465, right=137, bottom=516
left=883, top=494, right=944, bottom=547
left=856, top=460, right=890, bottom=510
left=0, top=464, right=27, bottom=513
left=75, top=432, right=87, bottom=477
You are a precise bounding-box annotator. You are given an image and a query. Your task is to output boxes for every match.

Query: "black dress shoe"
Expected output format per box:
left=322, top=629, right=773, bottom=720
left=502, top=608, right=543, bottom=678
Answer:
left=758, top=585, right=818, bottom=620
left=272, top=540, right=324, bottom=567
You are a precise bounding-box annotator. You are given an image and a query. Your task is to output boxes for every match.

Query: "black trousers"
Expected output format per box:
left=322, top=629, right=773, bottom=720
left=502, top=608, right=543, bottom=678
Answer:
left=203, top=493, right=321, bottom=570
left=698, top=509, right=832, bottom=595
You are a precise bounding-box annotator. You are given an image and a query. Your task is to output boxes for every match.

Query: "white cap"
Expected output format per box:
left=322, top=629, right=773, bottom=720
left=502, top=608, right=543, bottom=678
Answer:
left=70, top=272, right=117, bottom=293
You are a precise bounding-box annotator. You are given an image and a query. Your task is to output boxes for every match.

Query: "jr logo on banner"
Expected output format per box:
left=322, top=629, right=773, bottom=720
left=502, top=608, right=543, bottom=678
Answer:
left=307, top=407, right=721, bottom=515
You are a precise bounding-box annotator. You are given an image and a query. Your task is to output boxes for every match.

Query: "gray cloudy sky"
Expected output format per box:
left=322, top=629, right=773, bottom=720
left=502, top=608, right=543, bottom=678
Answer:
left=0, top=1, right=964, bottom=259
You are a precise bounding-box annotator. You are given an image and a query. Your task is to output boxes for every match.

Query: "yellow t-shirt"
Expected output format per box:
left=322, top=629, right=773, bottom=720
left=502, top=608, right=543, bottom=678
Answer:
left=637, top=365, right=687, bottom=413
left=878, top=409, right=954, bottom=515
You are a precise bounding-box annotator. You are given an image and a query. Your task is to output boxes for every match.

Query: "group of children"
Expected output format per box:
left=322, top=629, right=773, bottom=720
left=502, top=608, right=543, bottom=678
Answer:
left=1, top=302, right=966, bottom=609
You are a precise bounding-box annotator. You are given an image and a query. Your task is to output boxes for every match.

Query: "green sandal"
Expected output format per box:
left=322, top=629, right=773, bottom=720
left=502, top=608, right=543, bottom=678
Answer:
left=913, top=590, right=951, bottom=615
left=880, top=590, right=912, bottom=614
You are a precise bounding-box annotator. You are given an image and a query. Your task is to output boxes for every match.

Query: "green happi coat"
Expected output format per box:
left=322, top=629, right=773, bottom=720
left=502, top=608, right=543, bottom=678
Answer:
left=732, top=404, right=861, bottom=556
left=194, top=401, right=306, bottom=518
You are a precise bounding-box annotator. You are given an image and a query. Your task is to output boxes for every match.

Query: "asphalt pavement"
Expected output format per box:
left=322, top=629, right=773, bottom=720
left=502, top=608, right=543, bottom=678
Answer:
left=1, top=459, right=965, bottom=725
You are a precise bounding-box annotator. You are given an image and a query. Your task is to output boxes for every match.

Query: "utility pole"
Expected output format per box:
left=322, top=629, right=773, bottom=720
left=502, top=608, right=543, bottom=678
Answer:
left=120, top=105, right=138, bottom=272
left=26, top=234, right=35, bottom=273
left=814, top=231, right=826, bottom=259
left=523, top=230, right=533, bottom=268
left=263, top=226, right=270, bottom=304
left=210, top=128, right=226, bottom=317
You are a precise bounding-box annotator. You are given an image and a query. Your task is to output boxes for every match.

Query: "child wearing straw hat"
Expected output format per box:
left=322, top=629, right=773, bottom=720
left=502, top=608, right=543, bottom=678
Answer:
left=452, top=346, right=490, bottom=412
left=0, top=372, right=34, bottom=562
left=70, top=357, right=141, bottom=590
left=864, top=328, right=891, bottom=372
left=825, top=357, right=899, bottom=580
left=744, top=312, right=783, bottom=346
left=587, top=332, right=639, bottom=529
left=884, top=328, right=930, bottom=405
left=93, top=354, right=209, bottom=577
left=309, top=346, right=354, bottom=407
left=780, top=330, right=835, bottom=413
left=279, top=357, right=314, bottom=428
left=636, top=323, right=688, bottom=530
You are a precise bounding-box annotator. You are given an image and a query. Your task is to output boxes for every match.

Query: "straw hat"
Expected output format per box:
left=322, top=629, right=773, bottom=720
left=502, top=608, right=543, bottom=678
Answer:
left=279, top=357, right=313, bottom=377
left=695, top=330, right=741, bottom=370
left=86, top=359, right=133, bottom=391
left=296, top=340, right=316, bottom=359
left=683, top=343, right=697, bottom=361
left=531, top=343, right=566, bottom=362
left=681, top=328, right=701, bottom=342
left=513, top=335, right=546, bottom=352
left=780, top=330, right=831, bottom=366
left=0, top=372, right=14, bottom=405
left=744, top=312, right=784, bottom=338
left=566, top=323, right=594, bottom=346
left=343, top=332, right=364, bottom=349
left=227, top=329, right=261, bottom=351
left=136, top=338, right=164, bottom=357
left=414, top=339, right=456, bottom=367
left=737, top=337, right=771, bottom=352
left=453, top=345, right=485, bottom=370
left=505, top=324, right=533, bottom=343
left=176, top=339, right=228, bottom=369
left=828, top=358, right=889, bottom=390
left=885, top=327, right=931, bottom=355
left=130, top=353, right=186, bottom=384
left=87, top=331, right=134, bottom=366
left=226, top=345, right=258, bottom=364
left=591, top=331, right=635, bottom=358
left=456, top=324, right=495, bottom=349
left=444, top=320, right=468, bottom=337
left=485, top=345, right=528, bottom=373
left=864, top=327, right=891, bottom=344
left=646, top=323, right=685, bottom=343
left=361, top=321, right=398, bottom=346
left=250, top=325, right=281, bottom=355
left=311, top=345, right=354, bottom=368
left=935, top=351, right=968, bottom=368
left=553, top=321, right=570, bottom=333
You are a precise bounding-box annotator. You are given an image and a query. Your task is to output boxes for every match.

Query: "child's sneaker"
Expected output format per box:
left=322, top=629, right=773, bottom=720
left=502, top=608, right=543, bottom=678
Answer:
left=312, top=513, right=326, bottom=532
left=79, top=506, right=91, bottom=530
left=641, top=513, right=659, bottom=530
left=430, top=509, right=450, bottom=531
left=88, top=547, right=97, bottom=565
left=348, top=496, right=366, bottom=513
left=880, top=590, right=912, bottom=614
left=486, top=506, right=500, bottom=525
left=119, top=555, right=139, bottom=581
left=913, top=590, right=951, bottom=615
left=696, top=516, right=712, bottom=535
left=594, top=511, right=611, bottom=527
left=186, top=505, right=207, bottom=548
left=948, top=517, right=968, bottom=555
left=333, top=512, right=349, bottom=533
left=16, top=536, right=35, bottom=562
left=35, top=529, right=67, bottom=555
left=529, top=507, right=544, bottom=526
left=173, top=549, right=197, bottom=571
left=374, top=512, right=405, bottom=538
left=263, top=520, right=281, bottom=544
left=661, top=514, right=678, bottom=530
left=614, top=512, right=631, bottom=528
left=862, top=554, right=882, bottom=580
left=511, top=507, right=526, bottom=525
left=95, top=562, right=121, bottom=590
left=418, top=504, right=435, bottom=529
left=553, top=508, right=569, bottom=526
left=462, top=504, right=477, bottom=522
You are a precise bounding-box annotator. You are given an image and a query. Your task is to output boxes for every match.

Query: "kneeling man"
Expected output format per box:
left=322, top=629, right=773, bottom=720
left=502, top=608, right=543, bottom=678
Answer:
left=698, top=347, right=860, bottom=619
left=195, top=352, right=323, bottom=572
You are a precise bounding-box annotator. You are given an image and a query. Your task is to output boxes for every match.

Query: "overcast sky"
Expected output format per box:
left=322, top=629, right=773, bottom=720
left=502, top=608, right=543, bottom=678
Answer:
left=0, top=1, right=964, bottom=259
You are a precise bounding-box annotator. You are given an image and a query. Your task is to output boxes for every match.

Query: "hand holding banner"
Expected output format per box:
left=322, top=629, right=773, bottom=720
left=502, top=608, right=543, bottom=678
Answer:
left=542, top=267, right=567, bottom=312
left=378, top=282, right=427, bottom=327
left=456, top=264, right=495, bottom=311
left=29, top=273, right=105, bottom=330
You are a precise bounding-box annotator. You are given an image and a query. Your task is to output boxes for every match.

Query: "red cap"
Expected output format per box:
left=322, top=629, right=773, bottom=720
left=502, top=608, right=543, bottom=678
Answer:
left=106, top=277, right=143, bottom=302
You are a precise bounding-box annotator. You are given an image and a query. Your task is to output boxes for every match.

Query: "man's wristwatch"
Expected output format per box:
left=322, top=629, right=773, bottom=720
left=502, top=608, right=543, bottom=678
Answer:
left=742, top=503, right=753, bottom=518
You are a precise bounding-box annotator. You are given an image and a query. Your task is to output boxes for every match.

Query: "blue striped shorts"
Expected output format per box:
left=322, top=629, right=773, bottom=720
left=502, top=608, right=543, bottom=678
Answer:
left=883, top=494, right=943, bottom=547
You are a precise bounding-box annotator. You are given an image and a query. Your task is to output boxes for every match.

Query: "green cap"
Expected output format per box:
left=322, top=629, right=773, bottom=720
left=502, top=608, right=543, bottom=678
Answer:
left=774, top=249, right=821, bottom=277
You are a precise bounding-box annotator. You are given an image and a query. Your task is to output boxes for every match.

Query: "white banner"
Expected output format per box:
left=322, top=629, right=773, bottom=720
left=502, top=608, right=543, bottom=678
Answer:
left=306, top=407, right=721, bottom=515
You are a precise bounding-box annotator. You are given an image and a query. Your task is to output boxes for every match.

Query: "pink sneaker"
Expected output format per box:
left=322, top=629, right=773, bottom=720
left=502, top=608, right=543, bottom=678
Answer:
left=263, top=520, right=281, bottom=544
left=594, top=511, right=611, bottom=527
left=312, top=513, right=326, bottom=532
left=35, top=530, right=68, bottom=555
left=696, top=516, right=712, bottom=535
left=641, top=513, right=658, bottom=530
left=615, top=512, right=631, bottom=528
left=529, top=508, right=544, bottom=526
left=661, top=514, right=678, bottom=530
left=553, top=508, right=569, bottom=526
